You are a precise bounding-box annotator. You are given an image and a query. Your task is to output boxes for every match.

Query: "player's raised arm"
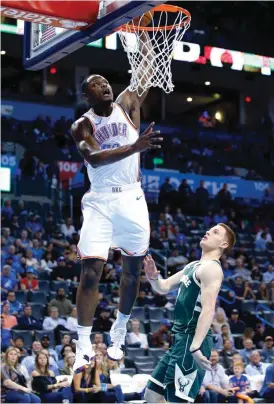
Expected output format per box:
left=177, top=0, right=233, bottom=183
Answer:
left=190, top=262, right=223, bottom=370
left=71, top=118, right=162, bottom=168
left=144, top=254, right=184, bottom=294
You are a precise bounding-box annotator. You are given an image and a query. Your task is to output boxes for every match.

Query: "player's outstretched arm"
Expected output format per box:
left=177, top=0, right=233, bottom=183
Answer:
left=190, top=262, right=223, bottom=370
left=71, top=119, right=162, bottom=168
left=144, top=254, right=184, bottom=295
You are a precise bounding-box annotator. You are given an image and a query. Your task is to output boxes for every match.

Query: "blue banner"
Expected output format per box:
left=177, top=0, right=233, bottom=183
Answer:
left=141, top=169, right=271, bottom=200
left=1, top=99, right=74, bottom=121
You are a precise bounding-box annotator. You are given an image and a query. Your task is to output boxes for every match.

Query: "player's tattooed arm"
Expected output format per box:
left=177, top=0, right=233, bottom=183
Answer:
left=71, top=119, right=162, bottom=168
left=190, top=262, right=223, bottom=352
left=144, top=254, right=184, bottom=294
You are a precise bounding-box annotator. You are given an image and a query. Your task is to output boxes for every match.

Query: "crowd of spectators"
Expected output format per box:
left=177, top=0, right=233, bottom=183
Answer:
left=1, top=184, right=274, bottom=403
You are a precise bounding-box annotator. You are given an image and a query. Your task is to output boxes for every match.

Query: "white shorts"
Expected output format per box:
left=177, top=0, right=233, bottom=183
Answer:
left=77, top=182, right=150, bottom=261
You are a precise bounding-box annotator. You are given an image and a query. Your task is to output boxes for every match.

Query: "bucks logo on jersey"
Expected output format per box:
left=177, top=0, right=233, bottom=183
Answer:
left=172, top=260, right=215, bottom=335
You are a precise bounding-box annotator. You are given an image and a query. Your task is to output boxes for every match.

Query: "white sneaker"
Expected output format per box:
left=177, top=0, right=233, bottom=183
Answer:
left=107, top=327, right=127, bottom=361
left=72, top=339, right=95, bottom=373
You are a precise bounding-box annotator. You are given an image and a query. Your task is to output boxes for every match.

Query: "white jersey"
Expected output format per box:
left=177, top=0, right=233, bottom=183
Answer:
left=83, top=102, right=140, bottom=188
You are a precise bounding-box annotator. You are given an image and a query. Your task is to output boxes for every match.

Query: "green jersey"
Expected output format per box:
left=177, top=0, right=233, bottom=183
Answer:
left=172, top=260, right=221, bottom=335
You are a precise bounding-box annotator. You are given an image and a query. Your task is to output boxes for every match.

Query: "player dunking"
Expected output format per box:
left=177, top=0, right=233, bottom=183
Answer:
left=71, top=35, right=162, bottom=371
left=144, top=223, right=236, bottom=403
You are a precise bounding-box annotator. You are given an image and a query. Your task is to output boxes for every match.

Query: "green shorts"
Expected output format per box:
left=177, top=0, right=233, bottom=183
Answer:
left=147, top=334, right=213, bottom=403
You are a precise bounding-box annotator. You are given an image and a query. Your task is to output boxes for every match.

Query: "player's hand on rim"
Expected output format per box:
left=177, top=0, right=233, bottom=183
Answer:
left=191, top=349, right=212, bottom=371
left=144, top=254, right=160, bottom=280
left=133, top=122, right=163, bottom=152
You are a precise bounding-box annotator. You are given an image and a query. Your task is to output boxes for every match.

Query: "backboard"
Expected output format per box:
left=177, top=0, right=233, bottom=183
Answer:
left=23, top=0, right=161, bottom=70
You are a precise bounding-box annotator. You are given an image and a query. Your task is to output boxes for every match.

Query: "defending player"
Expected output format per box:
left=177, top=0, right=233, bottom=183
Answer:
left=144, top=223, right=236, bottom=403
left=71, top=31, right=162, bottom=372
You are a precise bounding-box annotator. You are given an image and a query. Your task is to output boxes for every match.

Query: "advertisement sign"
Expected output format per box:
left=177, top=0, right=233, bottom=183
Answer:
left=141, top=169, right=271, bottom=200
left=1, top=153, right=17, bottom=175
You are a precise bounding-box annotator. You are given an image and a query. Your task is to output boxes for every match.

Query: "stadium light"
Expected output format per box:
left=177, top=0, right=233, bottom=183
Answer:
left=187, top=97, right=193, bottom=102
left=205, top=81, right=211, bottom=86
left=1, top=50, right=6, bottom=55
left=215, top=111, right=223, bottom=121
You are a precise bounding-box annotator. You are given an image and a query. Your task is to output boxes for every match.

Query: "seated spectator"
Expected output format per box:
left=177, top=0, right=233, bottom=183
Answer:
left=245, top=350, right=270, bottom=377
left=31, top=239, right=44, bottom=261
left=230, top=277, right=245, bottom=312
left=21, top=341, right=43, bottom=373
left=167, top=249, right=188, bottom=275
left=40, top=334, right=58, bottom=362
left=40, top=252, right=57, bottom=273
left=225, top=353, right=245, bottom=376
left=231, top=258, right=251, bottom=281
left=152, top=293, right=168, bottom=307
left=1, top=315, right=13, bottom=351
left=20, top=230, right=32, bottom=249
left=50, top=256, right=69, bottom=281
left=13, top=336, right=28, bottom=358
left=239, top=338, right=254, bottom=363
left=2, top=227, right=15, bottom=246
left=2, top=348, right=41, bottom=403
left=93, top=308, right=113, bottom=332
left=213, top=209, right=228, bottom=224
left=25, top=249, right=39, bottom=271
left=257, top=282, right=269, bottom=300
left=73, top=358, right=102, bottom=403
left=263, top=265, right=274, bottom=284
left=159, top=230, right=173, bottom=251
left=139, top=275, right=152, bottom=295
left=243, top=281, right=257, bottom=300
left=57, top=344, right=75, bottom=368
left=66, top=306, right=78, bottom=331
left=216, top=325, right=235, bottom=350
left=251, top=265, right=263, bottom=282
left=20, top=267, right=39, bottom=291
left=42, top=306, right=67, bottom=331
left=151, top=319, right=172, bottom=348
left=127, top=318, right=148, bottom=349
left=229, top=362, right=251, bottom=394
left=56, top=334, right=72, bottom=358
left=2, top=199, right=14, bottom=221
left=261, top=336, right=274, bottom=363
left=6, top=291, right=23, bottom=316
left=150, top=230, right=164, bottom=250
left=260, top=362, right=274, bottom=400
left=97, top=343, right=107, bottom=358
left=60, top=217, right=75, bottom=239
left=255, top=232, right=268, bottom=251
left=135, top=290, right=150, bottom=306
left=202, top=350, right=236, bottom=403
left=253, top=323, right=267, bottom=349
left=109, top=285, right=120, bottom=304
left=95, top=293, right=109, bottom=317
left=212, top=307, right=230, bottom=334
left=17, top=304, right=42, bottom=330
left=2, top=301, right=18, bottom=329
left=32, top=351, right=72, bottom=403
left=1, top=265, right=18, bottom=294
left=93, top=333, right=104, bottom=345
left=229, top=309, right=246, bottom=334
left=48, top=288, right=72, bottom=317
left=220, top=339, right=238, bottom=370
left=61, top=352, right=75, bottom=376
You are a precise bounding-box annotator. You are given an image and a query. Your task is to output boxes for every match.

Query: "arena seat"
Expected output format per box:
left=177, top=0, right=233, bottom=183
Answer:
left=29, top=291, right=47, bottom=304
left=149, top=320, right=161, bottom=333
left=38, top=280, right=50, bottom=292
left=35, top=330, right=55, bottom=346
left=15, top=290, right=27, bottom=304
left=242, top=300, right=256, bottom=312
left=166, top=307, right=175, bottom=320
left=120, top=368, right=136, bottom=376
left=48, top=291, right=57, bottom=301
left=59, top=330, right=77, bottom=341
left=29, top=303, right=46, bottom=319
left=51, top=281, right=69, bottom=292
left=126, top=347, right=146, bottom=359
left=148, top=307, right=165, bottom=320
left=12, top=329, right=33, bottom=349
left=131, top=306, right=146, bottom=321
left=148, top=348, right=166, bottom=358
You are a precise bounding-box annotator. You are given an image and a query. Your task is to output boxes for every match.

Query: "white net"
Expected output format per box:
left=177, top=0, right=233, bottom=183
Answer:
left=118, top=7, right=191, bottom=96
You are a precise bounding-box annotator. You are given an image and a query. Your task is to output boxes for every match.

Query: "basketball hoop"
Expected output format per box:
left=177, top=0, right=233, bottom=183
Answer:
left=118, top=4, right=191, bottom=96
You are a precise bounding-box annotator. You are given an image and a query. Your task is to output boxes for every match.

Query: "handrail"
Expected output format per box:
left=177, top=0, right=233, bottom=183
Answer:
left=150, top=248, right=168, bottom=278
left=218, top=284, right=236, bottom=304
left=255, top=303, right=274, bottom=328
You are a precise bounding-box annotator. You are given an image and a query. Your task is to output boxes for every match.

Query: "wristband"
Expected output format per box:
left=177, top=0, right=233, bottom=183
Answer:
left=101, top=383, right=107, bottom=392
left=190, top=348, right=200, bottom=354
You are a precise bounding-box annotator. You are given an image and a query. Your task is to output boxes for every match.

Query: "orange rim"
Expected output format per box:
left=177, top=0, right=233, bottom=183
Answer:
left=119, top=4, right=191, bottom=33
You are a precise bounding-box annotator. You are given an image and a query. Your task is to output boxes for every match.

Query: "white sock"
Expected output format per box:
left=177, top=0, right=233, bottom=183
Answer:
left=114, top=310, right=130, bottom=328
left=77, top=325, right=92, bottom=345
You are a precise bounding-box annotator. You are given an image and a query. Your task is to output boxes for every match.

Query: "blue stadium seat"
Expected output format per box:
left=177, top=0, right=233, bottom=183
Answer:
left=12, top=329, right=33, bottom=349
left=15, top=290, right=27, bottom=304
left=29, top=291, right=47, bottom=304
left=166, top=308, right=174, bottom=320
left=242, top=300, right=256, bottom=312
left=148, top=348, right=166, bottom=358
left=135, top=361, right=154, bottom=371
left=131, top=307, right=146, bottom=321
left=126, top=347, right=146, bottom=359
left=149, top=320, right=161, bottom=333
left=38, top=280, right=50, bottom=292
left=148, top=307, right=165, bottom=321
left=59, top=330, right=77, bottom=341
left=121, top=368, right=136, bottom=376
left=48, top=291, right=57, bottom=301
left=29, top=303, right=45, bottom=319
left=51, top=281, right=69, bottom=292
left=35, top=330, right=55, bottom=347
